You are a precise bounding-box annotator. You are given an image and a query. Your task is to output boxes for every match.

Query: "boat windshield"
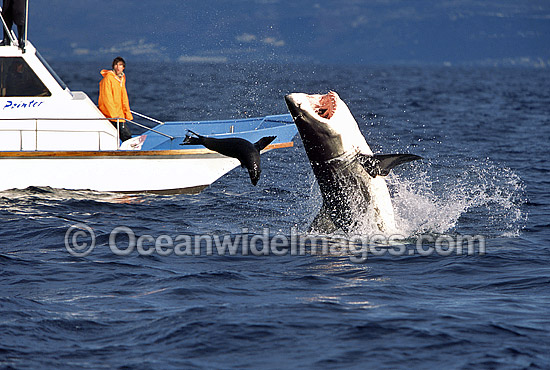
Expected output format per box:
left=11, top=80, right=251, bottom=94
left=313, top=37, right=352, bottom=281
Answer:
left=0, top=57, right=51, bottom=97
left=36, top=50, right=68, bottom=91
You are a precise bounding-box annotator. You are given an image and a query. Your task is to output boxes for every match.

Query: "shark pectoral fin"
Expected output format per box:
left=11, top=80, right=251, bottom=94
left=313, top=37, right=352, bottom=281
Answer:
left=374, top=154, right=422, bottom=176
left=254, top=136, right=277, bottom=152
left=360, top=154, right=422, bottom=177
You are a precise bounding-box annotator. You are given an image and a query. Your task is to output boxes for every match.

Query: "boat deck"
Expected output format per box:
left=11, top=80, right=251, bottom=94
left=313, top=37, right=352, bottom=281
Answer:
left=140, top=114, right=296, bottom=151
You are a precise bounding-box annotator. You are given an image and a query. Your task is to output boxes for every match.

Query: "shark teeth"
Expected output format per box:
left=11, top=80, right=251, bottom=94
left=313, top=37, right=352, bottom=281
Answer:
left=311, top=91, right=338, bottom=120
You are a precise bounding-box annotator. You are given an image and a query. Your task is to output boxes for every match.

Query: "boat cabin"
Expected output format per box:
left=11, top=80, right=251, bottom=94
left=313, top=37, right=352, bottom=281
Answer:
left=0, top=18, right=297, bottom=193
left=0, top=42, right=119, bottom=151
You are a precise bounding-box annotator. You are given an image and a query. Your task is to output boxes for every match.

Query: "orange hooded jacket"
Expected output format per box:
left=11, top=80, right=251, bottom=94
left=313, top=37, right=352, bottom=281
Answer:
left=98, top=69, right=133, bottom=122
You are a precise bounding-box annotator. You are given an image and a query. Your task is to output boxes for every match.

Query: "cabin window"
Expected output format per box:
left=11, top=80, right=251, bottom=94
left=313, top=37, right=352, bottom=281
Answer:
left=0, top=57, right=51, bottom=97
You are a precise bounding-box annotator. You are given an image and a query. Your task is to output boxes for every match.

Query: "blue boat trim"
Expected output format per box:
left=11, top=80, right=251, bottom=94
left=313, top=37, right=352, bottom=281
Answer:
left=140, top=114, right=297, bottom=151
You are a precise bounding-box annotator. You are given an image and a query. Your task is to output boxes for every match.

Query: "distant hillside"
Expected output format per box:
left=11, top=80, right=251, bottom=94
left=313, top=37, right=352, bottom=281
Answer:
left=29, top=0, right=550, bottom=67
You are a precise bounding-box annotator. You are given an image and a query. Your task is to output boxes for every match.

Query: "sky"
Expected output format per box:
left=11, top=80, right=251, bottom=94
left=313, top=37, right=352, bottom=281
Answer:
left=27, top=0, right=550, bottom=67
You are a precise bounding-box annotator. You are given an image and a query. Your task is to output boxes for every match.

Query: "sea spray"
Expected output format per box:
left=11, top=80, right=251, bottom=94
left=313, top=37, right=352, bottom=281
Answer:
left=389, top=157, right=527, bottom=238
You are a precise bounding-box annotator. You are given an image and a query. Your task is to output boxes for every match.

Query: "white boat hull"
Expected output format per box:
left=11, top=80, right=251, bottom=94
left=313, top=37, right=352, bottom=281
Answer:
left=0, top=150, right=242, bottom=194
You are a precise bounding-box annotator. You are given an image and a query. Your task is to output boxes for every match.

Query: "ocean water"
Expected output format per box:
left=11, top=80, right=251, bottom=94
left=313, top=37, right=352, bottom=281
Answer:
left=1, top=62, right=549, bottom=369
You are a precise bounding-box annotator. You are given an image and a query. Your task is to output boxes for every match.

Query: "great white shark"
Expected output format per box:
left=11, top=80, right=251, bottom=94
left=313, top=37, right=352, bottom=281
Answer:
left=285, top=91, right=421, bottom=234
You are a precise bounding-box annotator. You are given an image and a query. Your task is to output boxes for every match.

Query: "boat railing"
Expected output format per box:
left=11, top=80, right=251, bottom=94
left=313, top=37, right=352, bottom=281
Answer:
left=109, top=117, right=174, bottom=141
left=0, top=116, right=174, bottom=151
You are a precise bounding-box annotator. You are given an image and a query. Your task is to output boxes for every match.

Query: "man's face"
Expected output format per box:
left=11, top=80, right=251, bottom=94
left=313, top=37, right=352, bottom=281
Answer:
left=113, top=62, right=125, bottom=75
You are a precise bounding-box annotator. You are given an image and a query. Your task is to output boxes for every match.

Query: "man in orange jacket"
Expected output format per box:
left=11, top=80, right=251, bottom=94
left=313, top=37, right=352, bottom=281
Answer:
left=98, top=56, right=133, bottom=142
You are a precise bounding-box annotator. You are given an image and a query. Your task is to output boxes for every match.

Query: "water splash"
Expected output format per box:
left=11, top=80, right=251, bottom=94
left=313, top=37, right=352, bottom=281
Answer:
left=388, top=157, right=527, bottom=238
left=299, top=155, right=527, bottom=239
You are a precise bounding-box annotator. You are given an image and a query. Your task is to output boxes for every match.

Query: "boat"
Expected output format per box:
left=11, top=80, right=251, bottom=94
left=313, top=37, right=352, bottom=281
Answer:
left=0, top=24, right=297, bottom=194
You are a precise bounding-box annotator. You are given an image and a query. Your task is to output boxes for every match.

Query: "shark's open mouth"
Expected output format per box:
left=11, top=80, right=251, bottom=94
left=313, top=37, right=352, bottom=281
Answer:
left=310, top=91, right=338, bottom=119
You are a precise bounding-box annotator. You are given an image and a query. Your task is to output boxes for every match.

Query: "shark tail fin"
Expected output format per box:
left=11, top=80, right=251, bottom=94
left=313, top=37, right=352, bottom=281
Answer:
left=254, top=136, right=277, bottom=152
left=360, top=154, right=422, bottom=177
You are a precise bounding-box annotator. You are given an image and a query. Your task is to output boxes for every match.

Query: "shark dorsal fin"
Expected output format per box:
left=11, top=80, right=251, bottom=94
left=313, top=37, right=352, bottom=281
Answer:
left=360, top=154, right=422, bottom=177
